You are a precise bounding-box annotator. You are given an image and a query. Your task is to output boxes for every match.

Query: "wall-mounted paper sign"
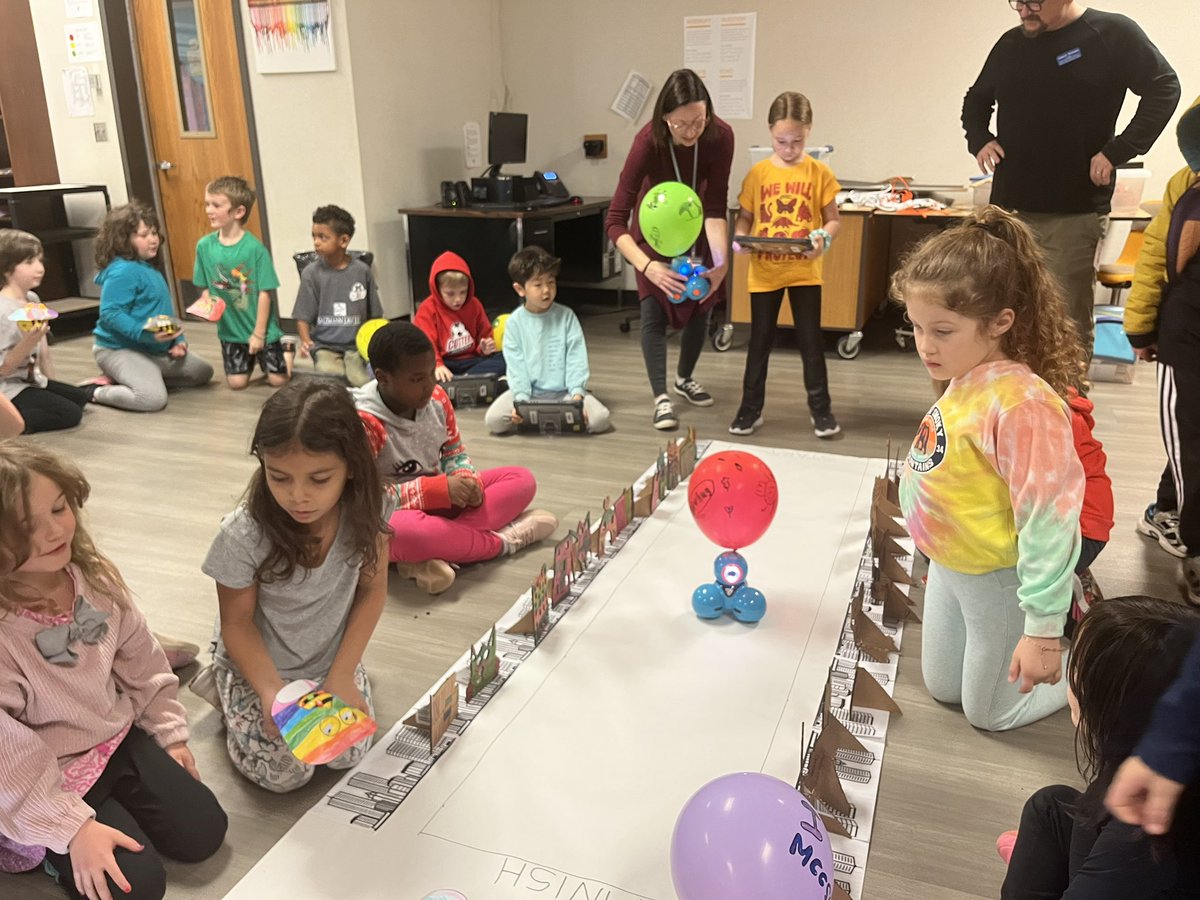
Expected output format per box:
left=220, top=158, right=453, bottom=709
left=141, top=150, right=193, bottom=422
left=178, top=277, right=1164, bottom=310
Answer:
left=62, top=66, right=94, bottom=118
left=611, top=70, right=652, bottom=122
left=65, top=21, right=103, bottom=63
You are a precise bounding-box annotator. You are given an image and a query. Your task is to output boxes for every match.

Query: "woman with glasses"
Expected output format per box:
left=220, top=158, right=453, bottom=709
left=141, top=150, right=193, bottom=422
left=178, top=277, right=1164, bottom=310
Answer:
left=605, top=68, right=734, bottom=431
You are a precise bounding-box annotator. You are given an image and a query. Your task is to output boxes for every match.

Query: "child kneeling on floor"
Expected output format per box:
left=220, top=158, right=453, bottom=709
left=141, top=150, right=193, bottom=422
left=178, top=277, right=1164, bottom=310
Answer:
left=200, top=380, right=391, bottom=792
left=353, top=321, right=557, bottom=594
left=484, top=246, right=610, bottom=435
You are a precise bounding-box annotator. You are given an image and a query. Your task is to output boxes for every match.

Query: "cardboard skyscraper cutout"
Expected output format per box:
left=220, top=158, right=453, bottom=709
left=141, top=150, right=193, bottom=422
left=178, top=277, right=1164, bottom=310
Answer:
left=404, top=675, right=459, bottom=753
left=466, top=626, right=499, bottom=702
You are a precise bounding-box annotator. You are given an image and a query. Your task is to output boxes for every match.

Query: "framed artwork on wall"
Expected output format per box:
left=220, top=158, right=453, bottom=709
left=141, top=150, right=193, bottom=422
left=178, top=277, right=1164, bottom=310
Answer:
left=246, top=0, right=335, bottom=74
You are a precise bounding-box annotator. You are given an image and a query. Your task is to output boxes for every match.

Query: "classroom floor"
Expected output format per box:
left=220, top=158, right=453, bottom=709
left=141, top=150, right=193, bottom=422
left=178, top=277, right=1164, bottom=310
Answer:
left=1, top=303, right=1175, bottom=899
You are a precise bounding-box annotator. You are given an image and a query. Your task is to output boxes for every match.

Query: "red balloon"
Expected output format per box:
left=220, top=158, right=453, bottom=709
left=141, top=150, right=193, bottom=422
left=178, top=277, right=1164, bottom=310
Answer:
left=687, top=451, right=778, bottom=549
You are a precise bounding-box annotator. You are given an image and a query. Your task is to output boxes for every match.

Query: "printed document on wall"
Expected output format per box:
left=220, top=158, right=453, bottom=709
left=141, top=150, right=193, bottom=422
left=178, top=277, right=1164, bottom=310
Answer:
left=683, top=13, right=756, bottom=120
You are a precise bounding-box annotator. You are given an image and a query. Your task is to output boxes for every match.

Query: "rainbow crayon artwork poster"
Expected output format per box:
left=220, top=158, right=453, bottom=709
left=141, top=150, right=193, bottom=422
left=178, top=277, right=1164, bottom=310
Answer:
left=271, top=679, right=376, bottom=765
left=247, top=0, right=335, bottom=74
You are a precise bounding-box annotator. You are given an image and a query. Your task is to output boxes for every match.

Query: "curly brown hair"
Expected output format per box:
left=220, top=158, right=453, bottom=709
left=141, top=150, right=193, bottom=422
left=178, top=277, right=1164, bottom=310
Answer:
left=890, top=205, right=1087, bottom=398
left=245, top=380, right=387, bottom=584
left=0, top=443, right=129, bottom=613
left=94, top=202, right=160, bottom=270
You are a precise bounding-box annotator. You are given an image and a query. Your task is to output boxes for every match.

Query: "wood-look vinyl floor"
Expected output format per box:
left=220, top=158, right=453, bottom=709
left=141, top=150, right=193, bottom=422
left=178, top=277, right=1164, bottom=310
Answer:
left=1, top=306, right=1173, bottom=899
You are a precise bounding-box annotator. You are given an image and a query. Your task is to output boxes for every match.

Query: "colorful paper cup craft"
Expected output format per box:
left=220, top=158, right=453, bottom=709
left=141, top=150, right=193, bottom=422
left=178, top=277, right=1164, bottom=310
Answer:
left=271, top=679, right=376, bottom=765
left=355, top=317, right=390, bottom=361
left=143, top=314, right=180, bottom=335
left=687, top=450, right=779, bottom=622
left=638, top=181, right=704, bottom=257
left=8, top=302, right=58, bottom=332
left=185, top=295, right=226, bottom=322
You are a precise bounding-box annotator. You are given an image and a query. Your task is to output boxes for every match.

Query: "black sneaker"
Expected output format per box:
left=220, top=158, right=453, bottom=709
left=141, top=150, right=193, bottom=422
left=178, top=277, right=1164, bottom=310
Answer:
left=653, top=397, right=678, bottom=430
left=728, top=410, right=763, bottom=436
left=811, top=411, right=841, bottom=439
left=673, top=377, right=714, bottom=407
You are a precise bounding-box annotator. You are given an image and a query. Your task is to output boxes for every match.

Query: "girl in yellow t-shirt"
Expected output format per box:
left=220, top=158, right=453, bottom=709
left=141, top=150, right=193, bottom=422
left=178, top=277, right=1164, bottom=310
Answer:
left=730, top=92, right=842, bottom=439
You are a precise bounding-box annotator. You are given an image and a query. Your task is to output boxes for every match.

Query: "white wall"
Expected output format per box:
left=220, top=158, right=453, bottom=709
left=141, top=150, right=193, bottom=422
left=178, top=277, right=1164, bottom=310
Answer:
left=498, top=0, right=1200, bottom=206
left=239, top=0, right=369, bottom=316
left=28, top=1, right=129, bottom=296
left=342, top=0, right=501, bottom=315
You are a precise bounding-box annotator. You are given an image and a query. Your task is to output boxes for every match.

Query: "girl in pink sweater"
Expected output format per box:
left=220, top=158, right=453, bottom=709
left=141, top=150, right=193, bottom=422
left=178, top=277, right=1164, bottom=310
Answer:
left=0, top=444, right=225, bottom=900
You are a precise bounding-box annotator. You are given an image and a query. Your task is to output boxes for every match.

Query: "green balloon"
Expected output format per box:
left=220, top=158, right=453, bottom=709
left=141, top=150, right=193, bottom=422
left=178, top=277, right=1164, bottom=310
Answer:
left=638, top=181, right=704, bottom=256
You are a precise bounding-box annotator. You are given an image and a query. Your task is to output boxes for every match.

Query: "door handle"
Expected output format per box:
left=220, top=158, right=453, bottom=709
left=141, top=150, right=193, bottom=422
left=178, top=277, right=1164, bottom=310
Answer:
left=158, top=160, right=174, bottom=171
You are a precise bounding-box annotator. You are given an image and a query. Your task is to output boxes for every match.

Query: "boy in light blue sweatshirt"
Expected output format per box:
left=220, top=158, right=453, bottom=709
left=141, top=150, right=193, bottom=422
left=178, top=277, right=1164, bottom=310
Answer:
left=484, top=247, right=610, bottom=434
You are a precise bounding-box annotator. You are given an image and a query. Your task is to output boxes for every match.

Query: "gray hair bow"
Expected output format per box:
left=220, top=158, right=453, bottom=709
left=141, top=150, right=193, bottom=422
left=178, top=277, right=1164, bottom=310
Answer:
left=34, top=597, right=110, bottom=665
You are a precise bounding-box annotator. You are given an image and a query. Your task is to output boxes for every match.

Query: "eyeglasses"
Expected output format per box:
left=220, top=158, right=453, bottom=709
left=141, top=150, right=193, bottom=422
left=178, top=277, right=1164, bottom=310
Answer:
left=665, top=115, right=707, bottom=135
left=1008, top=0, right=1043, bottom=10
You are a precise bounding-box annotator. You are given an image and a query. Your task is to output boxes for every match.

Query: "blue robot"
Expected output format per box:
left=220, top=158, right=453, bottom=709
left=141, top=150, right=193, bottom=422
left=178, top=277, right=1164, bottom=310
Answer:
left=692, top=550, right=766, bottom=623
left=668, top=255, right=711, bottom=304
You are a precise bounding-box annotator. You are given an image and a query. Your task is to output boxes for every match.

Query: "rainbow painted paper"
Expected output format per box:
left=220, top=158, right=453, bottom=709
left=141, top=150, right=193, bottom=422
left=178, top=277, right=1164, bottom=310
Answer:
left=271, top=679, right=376, bottom=765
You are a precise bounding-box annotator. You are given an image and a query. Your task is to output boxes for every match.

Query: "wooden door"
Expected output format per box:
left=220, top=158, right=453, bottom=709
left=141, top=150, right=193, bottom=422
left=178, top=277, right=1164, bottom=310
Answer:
left=131, top=0, right=259, bottom=288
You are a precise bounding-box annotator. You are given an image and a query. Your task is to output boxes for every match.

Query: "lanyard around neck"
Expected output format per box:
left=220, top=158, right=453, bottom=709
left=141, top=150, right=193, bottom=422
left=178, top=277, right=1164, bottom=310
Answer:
left=667, top=140, right=700, bottom=257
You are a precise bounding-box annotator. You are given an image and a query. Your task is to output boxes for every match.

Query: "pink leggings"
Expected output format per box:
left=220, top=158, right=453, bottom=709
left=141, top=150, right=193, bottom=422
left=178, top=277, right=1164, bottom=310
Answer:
left=388, top=466, right=536, bottom=564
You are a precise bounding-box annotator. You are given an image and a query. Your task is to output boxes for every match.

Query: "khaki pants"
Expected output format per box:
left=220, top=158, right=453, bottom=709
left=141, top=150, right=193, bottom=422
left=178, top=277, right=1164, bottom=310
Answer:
left=313, top=347, right=371, bottom=386
left=1016, top=211, right=1106, bottom=357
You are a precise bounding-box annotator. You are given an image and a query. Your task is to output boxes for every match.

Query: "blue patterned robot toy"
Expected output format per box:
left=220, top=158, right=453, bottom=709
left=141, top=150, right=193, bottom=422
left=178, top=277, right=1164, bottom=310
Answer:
left=668, top=255, right=711, bottom=304
left=692, top=550, right=766, bottom=623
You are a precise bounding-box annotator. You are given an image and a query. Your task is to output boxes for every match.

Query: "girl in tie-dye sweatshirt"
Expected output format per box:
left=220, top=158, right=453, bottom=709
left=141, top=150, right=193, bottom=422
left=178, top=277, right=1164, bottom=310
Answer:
left=894, top=206, right=1087, bottom=732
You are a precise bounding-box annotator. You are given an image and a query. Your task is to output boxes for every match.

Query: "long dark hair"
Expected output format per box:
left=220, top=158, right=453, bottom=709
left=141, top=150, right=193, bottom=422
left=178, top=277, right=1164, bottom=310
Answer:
left=1068, top=595, right=1200, bottom=829
left=891, top=206, right=1086, bottom=398
left=650, top=68, right=717, bottom=151
left=245, top=380, right=386, bottom=583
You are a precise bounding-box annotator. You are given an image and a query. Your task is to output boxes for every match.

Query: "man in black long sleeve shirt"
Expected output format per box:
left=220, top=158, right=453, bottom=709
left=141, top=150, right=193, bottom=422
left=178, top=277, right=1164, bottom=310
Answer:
left=962, top=1, right=1179, bottom=349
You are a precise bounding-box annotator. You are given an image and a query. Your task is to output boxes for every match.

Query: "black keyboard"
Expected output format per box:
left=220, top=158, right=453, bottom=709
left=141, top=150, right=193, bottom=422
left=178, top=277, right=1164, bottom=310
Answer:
left=468, top=197, right=572, bottom=212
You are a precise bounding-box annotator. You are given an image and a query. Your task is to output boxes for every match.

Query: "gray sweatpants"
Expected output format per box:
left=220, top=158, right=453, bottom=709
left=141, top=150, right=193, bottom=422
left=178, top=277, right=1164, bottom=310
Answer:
left=921, top=560, right=1067, bottom=732
left=92, top=345, right=214, bottom=412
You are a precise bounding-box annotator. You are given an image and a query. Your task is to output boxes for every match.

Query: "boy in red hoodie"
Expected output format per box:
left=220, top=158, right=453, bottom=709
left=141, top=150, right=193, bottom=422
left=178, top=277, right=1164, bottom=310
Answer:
left=413, top=251, right=506, bottom=382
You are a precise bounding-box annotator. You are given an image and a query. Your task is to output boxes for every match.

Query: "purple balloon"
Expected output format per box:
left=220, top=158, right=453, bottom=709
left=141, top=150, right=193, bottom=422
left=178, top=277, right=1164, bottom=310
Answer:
left=670, top=772, right=835, bottom=900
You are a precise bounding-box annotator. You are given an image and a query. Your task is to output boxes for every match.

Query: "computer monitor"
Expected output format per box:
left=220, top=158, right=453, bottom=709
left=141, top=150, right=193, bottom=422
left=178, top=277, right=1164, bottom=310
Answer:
left=485, top=112, right=527, bottom=177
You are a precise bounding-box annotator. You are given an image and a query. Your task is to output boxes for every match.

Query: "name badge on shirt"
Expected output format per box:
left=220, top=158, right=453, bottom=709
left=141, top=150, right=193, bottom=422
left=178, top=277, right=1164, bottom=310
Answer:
left=1056, top=47, right=1082, bottom=66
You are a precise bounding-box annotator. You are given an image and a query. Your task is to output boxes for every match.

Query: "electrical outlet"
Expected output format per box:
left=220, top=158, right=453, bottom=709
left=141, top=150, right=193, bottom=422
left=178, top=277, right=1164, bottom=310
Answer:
left=93, top=122, right=108, bottom=142
left=583, top=133, right=607, bottom=159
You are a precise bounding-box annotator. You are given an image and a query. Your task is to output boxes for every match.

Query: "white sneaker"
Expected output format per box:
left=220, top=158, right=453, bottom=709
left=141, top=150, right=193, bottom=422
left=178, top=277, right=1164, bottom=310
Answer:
left=496, top=509, right=559, bottom=554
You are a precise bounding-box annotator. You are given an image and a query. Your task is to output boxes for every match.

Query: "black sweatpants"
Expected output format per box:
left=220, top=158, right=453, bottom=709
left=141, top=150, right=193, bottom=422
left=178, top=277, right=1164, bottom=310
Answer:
left=10, top=380, right=88, bottom=434
left=44, top=728, right=227, bottom=900
left=738, top=285, right=830, bottom=417
left=639, top=296, right=708, bottom=399
left=1157, top=265, right=1200, bottom=556
left=1001, top=784, right=1191, bottom=898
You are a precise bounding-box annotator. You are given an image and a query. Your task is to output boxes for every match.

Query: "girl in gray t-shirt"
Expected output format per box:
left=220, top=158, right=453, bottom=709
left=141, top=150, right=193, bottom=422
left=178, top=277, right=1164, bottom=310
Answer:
left=199, top=379, right=393, bottom=792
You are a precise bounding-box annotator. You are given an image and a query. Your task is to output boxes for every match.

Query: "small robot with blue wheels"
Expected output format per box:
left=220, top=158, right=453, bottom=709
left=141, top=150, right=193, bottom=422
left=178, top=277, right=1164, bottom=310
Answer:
left=668, top=255, right=711, bottom=304
left=692, top=550, right=766, bottom=623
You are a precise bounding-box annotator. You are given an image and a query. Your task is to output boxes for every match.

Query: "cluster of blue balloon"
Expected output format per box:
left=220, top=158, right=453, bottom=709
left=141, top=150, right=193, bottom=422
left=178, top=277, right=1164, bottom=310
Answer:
left=667, top=255, right=711, bottom=304
left=671, top=773, right=836, bottom=900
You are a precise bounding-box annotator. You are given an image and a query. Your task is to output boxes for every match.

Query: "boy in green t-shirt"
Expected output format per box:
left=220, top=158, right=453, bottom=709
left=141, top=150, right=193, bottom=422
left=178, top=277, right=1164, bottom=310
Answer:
left=193, top=175, right=289, bottom=390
